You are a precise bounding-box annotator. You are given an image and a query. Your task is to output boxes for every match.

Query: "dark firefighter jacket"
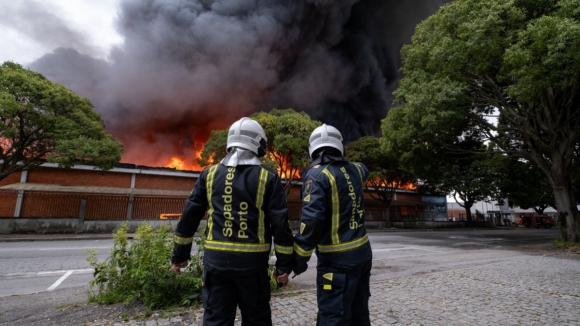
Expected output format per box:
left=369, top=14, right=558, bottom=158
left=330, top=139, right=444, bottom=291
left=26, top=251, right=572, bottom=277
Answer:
left=172, top=163, right=294, bottom=274
left=294, top=160, right=372, bottom=272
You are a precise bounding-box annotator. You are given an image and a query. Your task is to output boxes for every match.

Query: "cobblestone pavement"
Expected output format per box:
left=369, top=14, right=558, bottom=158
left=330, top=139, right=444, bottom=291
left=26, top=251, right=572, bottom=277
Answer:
left=90, top=254, right=580, bottom=326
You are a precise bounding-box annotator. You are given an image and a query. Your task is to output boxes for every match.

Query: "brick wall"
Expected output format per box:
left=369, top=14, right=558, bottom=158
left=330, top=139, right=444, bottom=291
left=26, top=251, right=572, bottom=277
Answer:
left=0, top=171, right=22, bottom=187
left=20, top=192, right=82, bottom=218
left=27, top=167, right=132, bottom=188
left=135, top=174, right=194, bottom=190
left=0, top=190, right=18, bottom=217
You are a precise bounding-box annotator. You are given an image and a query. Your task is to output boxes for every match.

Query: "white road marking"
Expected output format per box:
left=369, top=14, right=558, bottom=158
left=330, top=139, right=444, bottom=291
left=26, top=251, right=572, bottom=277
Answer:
left=39, top=247, right=110, bottom=250
left=373, top=247, right=447, bottom=253
left=47, top=270, right=73, bottom=291
left=0, top=246, right=110, bottom=251
left=38, top=269, right=93, bottom=275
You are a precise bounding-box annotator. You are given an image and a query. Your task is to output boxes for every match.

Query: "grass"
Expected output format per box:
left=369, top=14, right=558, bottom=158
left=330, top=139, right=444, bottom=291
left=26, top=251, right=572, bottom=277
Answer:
left=553, top=239, right=580, bottom=254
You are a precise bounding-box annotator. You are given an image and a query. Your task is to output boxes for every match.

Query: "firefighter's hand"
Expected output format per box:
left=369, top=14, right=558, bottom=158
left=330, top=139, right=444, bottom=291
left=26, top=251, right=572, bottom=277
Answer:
left=172, top=261, right=188, bottom=274
left=293, top=263, right=308, bottom=276
left=275, top=269, right=289, bottom=287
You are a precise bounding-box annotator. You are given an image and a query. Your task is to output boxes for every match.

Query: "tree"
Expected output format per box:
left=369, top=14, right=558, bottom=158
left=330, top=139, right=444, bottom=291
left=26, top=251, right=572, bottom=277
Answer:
left=345, top=136, right=414, bottom=225
left=0, top=62, right=124, bottom=181
left=495, top=156, right=555, bottom=215
left=252, top=109, right=321, bottom=194
left=382, top=0, right=580, bottom=241
left=442, top=151, right=500, bottom=223
left=198, top=109, right=321, bottom=195
left=197, top=129, right=228, bottom=167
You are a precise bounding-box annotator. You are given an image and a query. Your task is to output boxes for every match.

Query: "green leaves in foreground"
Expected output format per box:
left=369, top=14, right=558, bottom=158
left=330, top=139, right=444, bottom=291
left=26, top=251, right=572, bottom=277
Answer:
left=86, top=223, right=204, bottom=309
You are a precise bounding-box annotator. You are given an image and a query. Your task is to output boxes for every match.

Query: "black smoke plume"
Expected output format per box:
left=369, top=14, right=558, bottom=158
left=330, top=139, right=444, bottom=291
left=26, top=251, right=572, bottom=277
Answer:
left=29, top=0, right=448, bottom=168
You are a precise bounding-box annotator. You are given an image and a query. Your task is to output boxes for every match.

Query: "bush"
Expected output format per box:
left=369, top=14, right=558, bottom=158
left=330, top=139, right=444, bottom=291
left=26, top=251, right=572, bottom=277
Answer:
left=86, top=222, right=204, bottom=309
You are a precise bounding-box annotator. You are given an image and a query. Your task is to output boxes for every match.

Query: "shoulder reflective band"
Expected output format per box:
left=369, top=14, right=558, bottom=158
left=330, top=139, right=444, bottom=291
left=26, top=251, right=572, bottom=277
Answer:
left=293, top=242, right=314, bottom=257
left=256, top=167, right=269, bottom=243
left=317, top=234, right=369, bottom=253
left=274, top=243, right=293, bottom=255
left=352, top=162, right=363, bottom=183
left=205, top=240, right=271, bottom=252
left=205, top=165, right=219, bottom=241
left=174, top=235, right=194, bottom=245
left=321, top=169, right=340, bottom=244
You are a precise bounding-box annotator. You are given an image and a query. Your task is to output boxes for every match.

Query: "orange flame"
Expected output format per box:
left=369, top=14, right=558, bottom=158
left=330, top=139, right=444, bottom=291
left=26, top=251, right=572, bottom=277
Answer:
left=0, top=138, right=8, bottom=154
left=368, top=177, right=417, bottom=190
left=165, top=157, right=187, bottom=170
left=269, top=150, right=301, bottom=180
left=163, top=142, right=205, bottom=171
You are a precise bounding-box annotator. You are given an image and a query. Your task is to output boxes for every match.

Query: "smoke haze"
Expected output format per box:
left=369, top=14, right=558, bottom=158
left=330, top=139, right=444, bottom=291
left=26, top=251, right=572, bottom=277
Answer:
left=27, top=0, right=449, bottom=169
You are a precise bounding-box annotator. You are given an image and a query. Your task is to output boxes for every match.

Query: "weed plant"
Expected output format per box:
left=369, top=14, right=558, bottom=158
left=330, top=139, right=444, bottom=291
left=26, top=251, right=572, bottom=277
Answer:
left=86, top=222, right=204, bottom=309
left=86, top=222, right=286, bottom=309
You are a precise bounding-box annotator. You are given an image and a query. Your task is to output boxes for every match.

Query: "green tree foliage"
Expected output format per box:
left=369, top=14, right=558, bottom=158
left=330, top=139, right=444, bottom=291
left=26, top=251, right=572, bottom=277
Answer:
left=494, top=156, right=555, bottom=215
left=0, top=62, right=124, bottom=181
left=382, top=0, right=580, bottom=241
left=443, top=150, right=501, bottom=222
left=198, top=109, right=321, bottom=195
left=345, top=136, right=414, bottom=224
left=252, top=109, right=321, bottom=194
left=86, top=223, right=204, bottom=309
left=197, top=129, right=228, bottom=167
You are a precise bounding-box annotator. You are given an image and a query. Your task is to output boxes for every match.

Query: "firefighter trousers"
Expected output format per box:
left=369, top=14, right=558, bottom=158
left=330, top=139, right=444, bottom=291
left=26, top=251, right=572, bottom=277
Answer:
left=316, top=260, right=372, bottom=326
left=202, top=268, right=272, bottom=326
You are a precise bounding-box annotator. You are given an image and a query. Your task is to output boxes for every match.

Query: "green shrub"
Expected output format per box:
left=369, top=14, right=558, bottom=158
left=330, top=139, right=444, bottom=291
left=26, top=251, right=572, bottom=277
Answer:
left=86, top=222, right=204, bottom=309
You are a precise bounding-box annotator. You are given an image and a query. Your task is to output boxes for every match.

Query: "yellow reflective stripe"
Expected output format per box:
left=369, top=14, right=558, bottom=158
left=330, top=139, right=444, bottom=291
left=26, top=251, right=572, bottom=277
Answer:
left=205, top=165, right=219, bottom=241
left=205, top=240, right=270, bottom=252
left=274, top=244, right=293, bottom=255
left=322, top=169, right=340, bottom=244
left=293, top=243, right=314, bottom=257
left=256, top=167, right=268, bottom=243
left=174, top=235, right=194, bottom=245
left=317, top=234, right=369, bottom=253
left=353, top=163, right=363, bottom=183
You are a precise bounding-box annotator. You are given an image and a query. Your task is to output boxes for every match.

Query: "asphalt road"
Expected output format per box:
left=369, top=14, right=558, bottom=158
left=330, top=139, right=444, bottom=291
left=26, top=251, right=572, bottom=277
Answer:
left=0, top=239, right=111, bottom=297
left=0, top=228, right=559, bottom=298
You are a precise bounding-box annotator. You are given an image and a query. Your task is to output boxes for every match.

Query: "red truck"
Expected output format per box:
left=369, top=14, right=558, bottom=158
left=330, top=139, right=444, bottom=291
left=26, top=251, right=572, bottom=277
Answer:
left=517, top=215, right=554, bottom=228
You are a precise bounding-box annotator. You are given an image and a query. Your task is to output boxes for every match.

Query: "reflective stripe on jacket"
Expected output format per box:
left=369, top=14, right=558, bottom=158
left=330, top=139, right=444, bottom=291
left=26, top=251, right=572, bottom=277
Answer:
left=172, top=163, right=294, bottom=274
left=294, top=160, right=372, bottom=268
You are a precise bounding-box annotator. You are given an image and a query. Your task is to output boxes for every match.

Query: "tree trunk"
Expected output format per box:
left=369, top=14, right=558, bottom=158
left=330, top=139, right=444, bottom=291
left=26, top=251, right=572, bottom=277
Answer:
left=552, top=184, right=580, bottom=242
left=464, top=203, right=473, bottom=223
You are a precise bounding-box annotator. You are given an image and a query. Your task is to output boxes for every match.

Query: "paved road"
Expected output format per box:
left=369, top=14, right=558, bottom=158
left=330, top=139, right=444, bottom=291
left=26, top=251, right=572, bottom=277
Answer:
left=0, top=239, right=111, bottom=297
left=1, top=228, right=579, bottom=325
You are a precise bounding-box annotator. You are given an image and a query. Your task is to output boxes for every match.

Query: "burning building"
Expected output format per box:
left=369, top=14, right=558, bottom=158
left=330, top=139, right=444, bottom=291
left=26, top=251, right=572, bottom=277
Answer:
left=27, top=0, right=449, bottom=170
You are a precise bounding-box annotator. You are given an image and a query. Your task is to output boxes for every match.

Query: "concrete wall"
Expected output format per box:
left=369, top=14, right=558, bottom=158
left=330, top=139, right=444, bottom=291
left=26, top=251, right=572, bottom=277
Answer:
left=0, top=218, right=180, bottom=234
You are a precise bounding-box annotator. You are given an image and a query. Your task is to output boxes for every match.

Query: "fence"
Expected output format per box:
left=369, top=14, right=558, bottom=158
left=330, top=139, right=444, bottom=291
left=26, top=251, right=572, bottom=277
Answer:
left=0, top=191, right=188, bottom=220
left=0, top=190, right=18, bottom=217
left=2, top=190, right=442, bottom=226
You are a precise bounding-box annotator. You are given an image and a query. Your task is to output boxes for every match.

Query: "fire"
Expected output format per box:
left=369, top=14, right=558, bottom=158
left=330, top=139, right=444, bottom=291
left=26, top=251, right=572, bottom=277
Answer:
left=398, top=183, right=417, bottom=190
left=163, top=142, right=205, bottom=171
left=0, top=138, right=9, bottom=154
left=367, top=177, right=417, bottom=190
left=269, top=150, right=301, bottom=180
left=165, top=157, right=187, bottom=170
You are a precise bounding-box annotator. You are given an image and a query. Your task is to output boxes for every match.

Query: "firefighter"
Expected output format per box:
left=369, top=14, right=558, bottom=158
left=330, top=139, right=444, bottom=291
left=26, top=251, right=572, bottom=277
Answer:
left=293, top=124, right=373, bottom=326
left=171, top=117, right=294, bottom=326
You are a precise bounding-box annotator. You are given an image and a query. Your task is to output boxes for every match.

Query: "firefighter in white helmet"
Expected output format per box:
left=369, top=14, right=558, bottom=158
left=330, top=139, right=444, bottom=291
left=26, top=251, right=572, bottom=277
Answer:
left=293, top=124, right=372, bottom=326
left=171, top=117, right=294, bottom=326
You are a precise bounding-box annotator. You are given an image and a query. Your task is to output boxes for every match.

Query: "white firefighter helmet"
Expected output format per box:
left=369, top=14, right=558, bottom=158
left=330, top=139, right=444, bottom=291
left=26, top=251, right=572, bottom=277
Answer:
left=308, top=124, right=344, bottom=158
left=227, top=117, right=267, bottom=157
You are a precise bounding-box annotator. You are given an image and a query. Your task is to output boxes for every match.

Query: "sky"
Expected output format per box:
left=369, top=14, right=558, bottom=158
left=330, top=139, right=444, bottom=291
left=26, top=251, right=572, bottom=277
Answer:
left=0, top=0, right=462, bottom=202
left=0, top=0, right=122, bottom=65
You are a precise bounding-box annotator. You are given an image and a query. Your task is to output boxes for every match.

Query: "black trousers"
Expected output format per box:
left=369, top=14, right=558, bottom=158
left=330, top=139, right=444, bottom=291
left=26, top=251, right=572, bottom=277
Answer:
left=202, top=268, right=272, bottom=326
left=316, top=260, right=372, bottom=326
